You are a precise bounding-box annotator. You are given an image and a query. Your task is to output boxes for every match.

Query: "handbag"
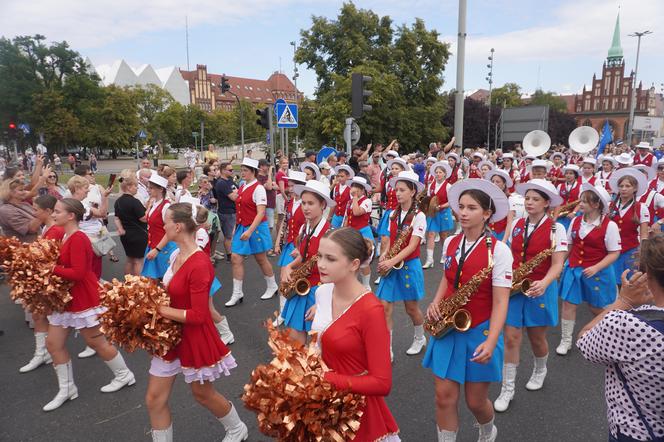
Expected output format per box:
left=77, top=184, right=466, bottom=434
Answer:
left=91, top=231, right=117, bottom=257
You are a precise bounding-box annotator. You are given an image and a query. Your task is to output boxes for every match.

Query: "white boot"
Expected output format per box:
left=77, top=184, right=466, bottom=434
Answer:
left=273, top=296, right=286, bottom=327
left=20, top=332, right=52, bottom=373
left=151, top=424, right=173, bottom=442
left=477, top=417, right=498, bottom=442
left=260, top=275, right=278, bottom=300
left=493, top=363, right=517, bottom=412
left=526, top=355, right=548, bottom=390
left=556, top=319, right=575, bottom=355
left=219, top=402, right=248, bottom=442
left=100, top=353, right=136, bottom=393
left=25, top=310, right=34, bottom=328
left=437, top=427, right=457, bottom=442
left=215, top=317, right=235, bottom=345
left=374, top=276, right=381, bottom=285
left=77, top=345, right=96, bottom=359
left=360, top=273, right=371, bottom=290
left=422, top=249, right=434, bottom=269
left=226, top=279, right=244, bottom=307
left=43, top=361, right=78, bottom=411
left=406, top=325, right=427, bottom=355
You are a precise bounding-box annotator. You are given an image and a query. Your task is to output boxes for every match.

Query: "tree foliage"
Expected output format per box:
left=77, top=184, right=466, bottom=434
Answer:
left=491, top=82, right=522, bottom=107
left=529, top=89, right=569, bottom=113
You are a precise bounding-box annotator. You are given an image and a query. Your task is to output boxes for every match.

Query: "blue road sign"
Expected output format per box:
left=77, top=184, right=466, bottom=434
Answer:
left=276, top=103, right=298, bottom=129
left=18, top=123, right=30, bottom=134
left=273, top=98, right=286, bottom=113
left=138, top=129, right=147, bottom=139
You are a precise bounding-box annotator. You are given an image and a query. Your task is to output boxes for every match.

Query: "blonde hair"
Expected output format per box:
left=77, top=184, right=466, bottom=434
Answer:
left=67, top=175, right=89, bottom=193
left=119, top=169, right=137, bottom=192
left=0, top=178, right=24, bottom=201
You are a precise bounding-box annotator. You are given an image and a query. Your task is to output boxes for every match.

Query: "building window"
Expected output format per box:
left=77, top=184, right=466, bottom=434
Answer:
left=623, top=85, right=629, bottom=95
left=585, top=98, right=590, bottom=110
left=594, top=100, right=599, bottom=111
left=612, top=98, right=618, bottom=110
left=595, top=87, right=600, bottom=96
left=604, top=73, right=611, bottom=95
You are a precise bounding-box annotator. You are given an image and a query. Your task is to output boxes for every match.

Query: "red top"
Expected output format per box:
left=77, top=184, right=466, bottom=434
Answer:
left=333, top=184, right=351, bottom=217
left=380, top=174, right=399, bottom=210
left=634, top=152, right=655, bottom=167
left=639, top=190, right=664, bottom=222
left=298, top=221, right=330, bottom=286
left=43, top=225, right=65, bottom=241
left=237, top=181, right=267, bottom=226
left=388, top=209, right=421, bottom=261
left=468, top=165, right=481, bottom=179
left=346, top=196, right=370, bottom=229
left=569, top=216, right=611, bottom=268
left=322, top=293, right=399, bottom=442
left=53, top=231, right=100, bottom=313
left=147, top=200, right=168, bottom=249
left=558, top=180, right=581, bottom=205
left=489, top=217, right=507, bottom=235
left=548, top=166, right=564, bottom=182
left=520, top=170, right=531, bottom=182
left=163, top=251, right=230, bottom=367
left=285, top=199, right=305, bottom=244
left=429, top=180, right=450, bottom=206
left=609, top=201, right=642, bottom=252
left=447, top=166, right=460, bottom=184
left=510, top=217, right=555, bottom=281
left=505, top=168, right=518, bottom=193
left=647, top=179, right=664, bottom=195
left=444, top=234, right=496, bottom=327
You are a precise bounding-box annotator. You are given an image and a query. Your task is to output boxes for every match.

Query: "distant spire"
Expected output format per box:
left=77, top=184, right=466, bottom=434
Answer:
left=607, top=11, right=623, bottom=65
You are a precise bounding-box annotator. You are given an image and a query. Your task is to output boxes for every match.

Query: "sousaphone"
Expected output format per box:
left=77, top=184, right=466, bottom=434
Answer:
left=523, top=130, right=551, bottom=157
left=569, top=126, right=599, bottom=154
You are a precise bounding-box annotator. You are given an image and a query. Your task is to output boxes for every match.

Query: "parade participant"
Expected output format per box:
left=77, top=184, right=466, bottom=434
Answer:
left=445, top=153, right=464, bottom=184
left=580, top=158, right=597, bottom=185
left=423, top=179, right=512, bottom=442
left=280, top=180, right=333, bottom=344
left=113, top=170, right=148, bottom=276
left=376, top=171, right=427, bottom=358
left=499, top=153, right=519, bottom=192
left=607, top=169, right=649, bottom=286
left=646, top=158, right=664, bottom=196
left=569, top=150, right=584, bottom=166
left=44, top=198, right=135, bottom=412
left=147, top=203, right=247, bottom=442
left=493, top=180, right=567, bottom=412
left=226, top=158, right=278, bottom=306
left=311, top=227, right=400, bottom=442
left=423, top=161, right=453, bottom=269
left=376, top=158, right=408, bottom=269
left=329, top=165, right=353, bottom=228
left=519, top=155, right=536, bottom=182
left=615, top=153, right=634, bottom=169
left=557, top=184, right=621, bottom=356
left=595, top=156, right=616, bottom=191
left=340, top=175, right=372, bottom=276
left=468, top=153, right=483, bottom=179
left=478, top=160, right=494, bottom=178
left=632, top=141, right=655, bottom=167
left=555, top=164, right=581, bottom=231
left=547, top=152, right=565, bottom=185
left=484, top=170, right=514, bottom=242
left=424, top=157, right=438, bottom=188
left=158, top=165, right=177, bottom=202
left=142, top=174, right=178, bottom=280
left=18, top=195, right=63, bottom=373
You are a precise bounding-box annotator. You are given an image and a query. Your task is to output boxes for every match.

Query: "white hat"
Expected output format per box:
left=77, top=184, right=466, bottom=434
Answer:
left=472, top=152, right=485, bottom=160
left=582, top=157, right=597, bottom=166
left=448, top=179, right=509, bottom=223
left=294, top=180, right=336, bottom=207
left=531, top=159, right=551, bottom=171
left=610, top=167, right=648, bottom=196
left=386, top=158, right=408, bottom=172
left=383, top=150, right=399, bottom=159
left=334, top=164, right=355, bottom=178
left=516, top=179, right=563, bottom=208
left=446, top=152, right=460, bottom=163
left=484, top=169, right=513, bottom=189
left=580, top=183, right=611, bottom=214
left=524, top=154, right=537, bottom=161
left=551, top=152, right=565, bottom=161
left=241, top=157, right=259, bottom=170
left=478, top=160, right=495, bottom=171
left=633, top=164, right=656, bottom=182
left=300, top=162, right=321, bottom=180
left=563, top=164, right=580, bottom=174
left=502, top=153, right=514, bottom=160
left=636, top=141, right=652, bottom=150
left=601, top=156, right=617, bottom=167
left=350, top=176, right=372, bottom=192
left=425, top=156, right=437, bottom=164
left=615, top=153, right=634, bottom=166
left=388, top=170, right=425, bottom=193
left=287, top=170, right=307, bottom=184
left=148, top=174, right=169, bottom=189
left=431, top=161, right=452, bottom=178
left=658, top=157, right=664, bottom=166
left=318, top=161, right=331, bottom=170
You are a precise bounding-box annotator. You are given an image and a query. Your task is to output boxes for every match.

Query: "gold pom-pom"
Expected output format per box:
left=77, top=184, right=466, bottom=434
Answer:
left=99, top=275, right=181, bottom=357
left=6, top=238, right=73, bottom=315
left=242, top=318, right=365, bottom=441
left=0, top=236, right=21, bottom=266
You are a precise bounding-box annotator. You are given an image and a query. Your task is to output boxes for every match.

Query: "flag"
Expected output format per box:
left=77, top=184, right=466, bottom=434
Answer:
left=596, top=120, right=613, bottom=158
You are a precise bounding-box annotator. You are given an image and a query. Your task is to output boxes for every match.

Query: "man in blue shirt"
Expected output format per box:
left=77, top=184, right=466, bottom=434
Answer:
left=412, top=153, right=426, bottom=183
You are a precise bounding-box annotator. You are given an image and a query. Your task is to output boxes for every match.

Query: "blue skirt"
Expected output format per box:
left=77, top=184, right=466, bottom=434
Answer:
left=377, top=209, right=393, bottom=237
left=611, top=247, right=638, bottom=286
left=277, top=242, right=296, bottom=267
left=557, top=216, right=572, bottom=232
left=141, top=241, right=178, bottom=279
left=281, top=284, right=318, bottom=332
left=231, top=222, right=272, bottom=255
left=506, top=279, right=559, bottom=328
left=356, top=225, right=374, bottom=243
left=422, top=319, right=504, bottom=384
left=376, top=257, right=425, bottom=302
left=559, top=264, right=617, bottom=308
left=426, top=207, right=454, bottom=233
left=330, top=214, right=344, bottom=229
left=491, top=231, right=505, bottom=241
left=209, top=277, right=222, bottom=297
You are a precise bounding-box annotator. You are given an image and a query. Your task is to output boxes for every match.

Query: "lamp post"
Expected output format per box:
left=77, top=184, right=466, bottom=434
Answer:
left=486, top=48, right=494, bottom=150
left=626, top=30, right=652, bottom=145
left=227, top=91, right=245, bottom=157
left=453, top=0, right=467, bottom=148
left=290, top=41, right=300, bottom=159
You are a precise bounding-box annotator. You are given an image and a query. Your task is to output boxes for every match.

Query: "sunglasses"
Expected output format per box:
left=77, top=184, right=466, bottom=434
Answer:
left=658, top=166, right=664, bottom=171
left=48, top=175, right=57, bottom=179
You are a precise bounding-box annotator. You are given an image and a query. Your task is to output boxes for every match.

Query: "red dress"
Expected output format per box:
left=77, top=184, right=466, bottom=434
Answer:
left=322, top=293, right=399, bottom=442
left=53, top=231, right=100, bottom=313
left=43, top=225, right=65, bottom=241
left=163, top=251, right=230, bottom=368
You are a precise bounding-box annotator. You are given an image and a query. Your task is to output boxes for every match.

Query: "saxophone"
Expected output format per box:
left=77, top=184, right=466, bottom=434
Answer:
left=278, top=255, right=319, bottom=299
left=556, top=199, right=579, bottom=218
left=378, top=225, right=413, bottom=277
left=424, top=236, right=494, bottom=338
left=510, top=223, right=557, bottom=296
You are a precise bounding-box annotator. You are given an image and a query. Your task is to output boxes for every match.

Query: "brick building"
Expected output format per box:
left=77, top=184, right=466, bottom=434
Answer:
left=179, top=65, right=302, bottom=112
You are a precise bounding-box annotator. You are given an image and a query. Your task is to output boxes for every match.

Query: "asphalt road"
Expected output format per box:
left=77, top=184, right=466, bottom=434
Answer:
left=0, top=221, right=608, bottom=442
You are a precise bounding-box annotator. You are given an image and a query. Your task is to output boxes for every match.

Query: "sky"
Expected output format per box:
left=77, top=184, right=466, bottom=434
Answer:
left=2, top=0, right=663, bottom=98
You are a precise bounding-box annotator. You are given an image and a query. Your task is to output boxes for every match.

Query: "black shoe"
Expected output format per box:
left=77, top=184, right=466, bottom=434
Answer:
left=226, top=254, right=231, bottom=262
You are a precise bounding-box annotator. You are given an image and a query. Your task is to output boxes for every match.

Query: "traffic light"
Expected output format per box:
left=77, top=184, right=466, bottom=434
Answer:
left=351, top=73, right=372, bottom=119
left=256, top=107, right=270, bottom=129
left=221, top=76, right=230, bottom=93
left=7, top=122, right=17, bottom=139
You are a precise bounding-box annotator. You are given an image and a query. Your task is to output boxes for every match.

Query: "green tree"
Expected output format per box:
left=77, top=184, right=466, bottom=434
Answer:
left=529, top=89, right=569, bottom=113
left=87, top=86, right=140, bottom=150
left=129, top=84, right=175, bottom=142
left=491, top=82, right=522, bottom=107
left=29, top=89, right=80, bottom=149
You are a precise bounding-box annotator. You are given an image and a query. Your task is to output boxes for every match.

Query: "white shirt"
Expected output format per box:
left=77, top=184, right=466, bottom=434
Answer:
left=195, top=227, right=209, bottom=248
left=311, top=283, right=335, bottom=336
left=174, top=186, right=192, bottom=203
left=615, top=200, right=650, bottom=223
left=567, top=215, right=621, bottom=251
left=240, top=179, right=267, bottom=205
left=148, top=199, right=171, bottom=222
left=79, top=199, right=103, bottom=237
left=136, top=183, right=149, bottom=206
left=509, top=194, right=525, bottom=219
left=443, top=234, right=513, bottom=287
left=657, top=179, right=664, bottom=193
left=397, top=210, right=427, bottom=239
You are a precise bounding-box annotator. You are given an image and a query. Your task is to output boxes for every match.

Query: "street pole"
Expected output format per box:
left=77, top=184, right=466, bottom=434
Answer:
left=453, top=0, right=467, bottom=148
left=230, top=92, right=245, bottom=157
left=200, top=120, right=205, bottom=152
left=626, top=30, right=652, bottom=145
left=345, top=117, right=353, bottom=154
left=290, top=41, right=300, bottom=158
left=486, top=48, right=494, bottom=150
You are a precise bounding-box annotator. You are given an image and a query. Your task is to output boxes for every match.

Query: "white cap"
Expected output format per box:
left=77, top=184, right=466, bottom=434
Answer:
left=388, top=170, right=425, bottom=193
left=484, top=169, right=513, bottom=188
left=636, top=141, right=652, bottom=150
left=582, top=157, right=597, bottom=166
left=425, top=156, right=437, bottom=164
left=478, top=160, right=495, bottom=171
left=615, top=153, right=634, bottom=166
left=563, top=164, right=580, bottom=174
left=386, top=158, right=409, bottom=172
left=610, top=167, right=648, bottom=195
left=383, top=150, right=399, bottom=159
left=580, top=183, right=611, bottom=214
left=318, top=161, right=331, bottom=170
left=531, top=159, right=550, bottom=171
left=148, top=174, right=168, bottom=189
left=430, top=161, right=452, bottom=178
left=287, top=170, right=307, bottom=184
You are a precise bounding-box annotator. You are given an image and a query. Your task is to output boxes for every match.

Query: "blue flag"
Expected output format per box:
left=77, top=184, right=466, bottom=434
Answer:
left=596, top=120, right=613, bottom=158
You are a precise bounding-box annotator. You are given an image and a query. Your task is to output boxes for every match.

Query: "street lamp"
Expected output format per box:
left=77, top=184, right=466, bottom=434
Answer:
left=290, top=41, right=300, bottom=158
left=626, top=30, right=652, bottom=144
left=486, top=48, right=494, bottom=150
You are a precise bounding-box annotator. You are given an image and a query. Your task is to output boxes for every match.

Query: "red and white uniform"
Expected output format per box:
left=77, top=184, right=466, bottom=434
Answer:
left=332, top=183, right=351, bottom=217
left=557, top=180, right=581, bottom=205
left=236, top=180, right=267, bottom=226
left=510, top=217, right=567, bottom=279
left=595, top=170, right=613, bottom=191
left=608, top=200, right=649, bottom=252
left=581, top=175, right=597, bottom=186
left=567, top=216, right=621, bottom=268
left=502, top=168, right=519, bottom=193
left=427, top=179, right=450, bottom=207
left=388, top=209, right=427, bottom=261
left=548, top=165, right=564, bottom=184
left=285, top=198, right=305, bottom=244
left=196, top=227, right=211, bottom=256
left=447, top=166, right=462, bottom=184
left=380, top=175, right=398, bottom=211
left=468, top=164, right=481, bottom=179
left=634, top=152, right=655, bottom=167
left=297, top=220, right=330, bottom=287
left=344, top=196, right=372, bottom=229
left=147, top=199, right=171, bottom=249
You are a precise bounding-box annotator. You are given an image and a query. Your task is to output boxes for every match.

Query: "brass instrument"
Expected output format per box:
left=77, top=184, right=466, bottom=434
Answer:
left=510, top=223, right=557, bottom=296
left=378, top=225, right=413, bottom=277
left=426, top=195, right=439, bottom=217
left=278, top=255, right=319, bottom=299
left=556, top=199, right=579, bottom=218
left=278, top=206, right=291, bottom=249
left=424, top=236, right=494, bottom=338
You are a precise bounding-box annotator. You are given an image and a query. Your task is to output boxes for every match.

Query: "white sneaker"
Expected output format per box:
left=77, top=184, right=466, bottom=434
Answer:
left=77, top=346, right=96, bottom=359
left=422, top=260, right=434, bottom=269
left=225, top=292, right=244, bottom=307
left=525, top=367, right=547, bottom=391
left=406, top=336, right=427, bottom=355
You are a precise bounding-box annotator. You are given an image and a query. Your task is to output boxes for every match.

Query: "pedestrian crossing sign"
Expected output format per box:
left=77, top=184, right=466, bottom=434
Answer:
left=276, top=103, right=298, bottom=128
